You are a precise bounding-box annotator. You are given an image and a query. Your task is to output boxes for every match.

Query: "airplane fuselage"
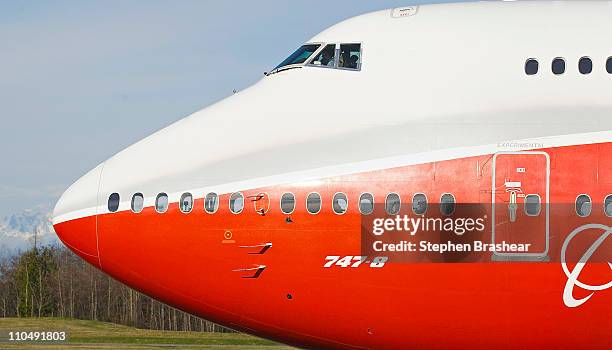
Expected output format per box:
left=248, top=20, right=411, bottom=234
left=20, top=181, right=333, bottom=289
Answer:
left=53, top=2, right=612, bottom=349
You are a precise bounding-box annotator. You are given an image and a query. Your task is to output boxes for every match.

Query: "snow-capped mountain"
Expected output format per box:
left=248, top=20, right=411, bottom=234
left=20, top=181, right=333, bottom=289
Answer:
left=0, top=206, right=60, bottom=255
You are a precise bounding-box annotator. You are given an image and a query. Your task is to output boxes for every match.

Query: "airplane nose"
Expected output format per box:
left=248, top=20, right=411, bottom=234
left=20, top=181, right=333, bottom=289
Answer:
left=52, top=163, right=104, bottom=268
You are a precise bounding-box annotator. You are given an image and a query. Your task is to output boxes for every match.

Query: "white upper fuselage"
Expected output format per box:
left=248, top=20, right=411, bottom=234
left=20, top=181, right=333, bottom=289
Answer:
left=54, top=0, right=612, bottom=224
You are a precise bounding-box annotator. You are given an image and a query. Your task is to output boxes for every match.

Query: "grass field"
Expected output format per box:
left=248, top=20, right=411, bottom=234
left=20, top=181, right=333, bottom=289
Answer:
left=0, top=318, right=296, bottom=350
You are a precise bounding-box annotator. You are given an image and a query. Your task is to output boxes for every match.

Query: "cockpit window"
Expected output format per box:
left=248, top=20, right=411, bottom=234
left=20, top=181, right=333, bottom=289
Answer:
left=308, top=44, right=336, bottom=67
left=273, top=44, right=321, bottom=71
left=339, top=43, right=361, bottom=70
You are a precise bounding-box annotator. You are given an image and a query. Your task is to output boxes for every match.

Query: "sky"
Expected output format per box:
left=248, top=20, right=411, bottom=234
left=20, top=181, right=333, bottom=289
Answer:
left=0, top=0, right=472, bottom=218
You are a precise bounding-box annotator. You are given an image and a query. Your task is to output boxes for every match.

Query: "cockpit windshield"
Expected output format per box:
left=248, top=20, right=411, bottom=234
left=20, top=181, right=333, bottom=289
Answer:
left=272, top=44, right=320, bottom=72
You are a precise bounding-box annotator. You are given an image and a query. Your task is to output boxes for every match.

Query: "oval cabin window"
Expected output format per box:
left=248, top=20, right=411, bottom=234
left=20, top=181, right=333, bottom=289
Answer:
left=307, top=193, right=321, bottom=214
left=359, top=193, right=374, bottom=215
left=131, top=193, right=144, bottom=213
left=385, top=193, right=401, bottom=215
left=575, top=194, right=592, bottom=217
left=155, top=193, right=169, bottom=213
left=280, top=193, right=296, bottom=214
left=605, top=195, right=612, bottom=217
left=607, top=57, right=612, bottom=74
left=552, top=58, right=566, bottom=75
left=108, top=193, right=120, bottom=212
left=229, top=192, right=244, bottom=214
left=180, top=193, right=193, bottom=213
left=412, top=193, right=428, bottom=215
left=578, top=57, right=592, bottom=75
left=524, top=194, right=541, bottom=216
left=440, top=193, right=455, bottom=216
left=525, top=58, right=539, bottom=75
left=333, top=193, right=348, bottom=215
left=204, top=192, right=219, bottom=213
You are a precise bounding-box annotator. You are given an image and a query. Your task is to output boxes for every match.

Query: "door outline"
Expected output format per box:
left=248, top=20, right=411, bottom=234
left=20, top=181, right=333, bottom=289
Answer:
left=491, top=151, right=550, bottom=259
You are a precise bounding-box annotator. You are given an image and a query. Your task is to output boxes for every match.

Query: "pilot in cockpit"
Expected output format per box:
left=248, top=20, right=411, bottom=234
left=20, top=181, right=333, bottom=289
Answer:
left=320, top=50, right=334, bottom=66
left=310, top=44, right=336, bottom=67
left=348, top=55, right=359, bottom=69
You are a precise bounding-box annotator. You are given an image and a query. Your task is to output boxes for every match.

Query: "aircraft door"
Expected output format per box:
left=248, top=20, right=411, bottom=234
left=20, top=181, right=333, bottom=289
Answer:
left=492, top=151, right=549, bottom=260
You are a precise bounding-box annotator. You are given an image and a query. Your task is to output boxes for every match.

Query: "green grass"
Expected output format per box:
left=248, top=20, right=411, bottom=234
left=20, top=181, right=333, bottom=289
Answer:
left=0, top=318, right=296, bottom=350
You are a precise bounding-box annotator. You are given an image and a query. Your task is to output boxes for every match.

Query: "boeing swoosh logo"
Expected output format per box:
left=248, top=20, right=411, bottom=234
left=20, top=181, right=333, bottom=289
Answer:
left=561, top=224, right=612, bottom=308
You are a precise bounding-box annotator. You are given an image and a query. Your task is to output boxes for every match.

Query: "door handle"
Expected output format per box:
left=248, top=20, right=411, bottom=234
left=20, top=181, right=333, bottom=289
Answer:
left=508, top=191, right=518, bottom=223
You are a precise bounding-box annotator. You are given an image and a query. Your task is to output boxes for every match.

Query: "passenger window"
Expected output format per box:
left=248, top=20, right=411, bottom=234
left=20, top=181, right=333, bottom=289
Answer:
left=280, top=193, right=296, bottom=214
left=131, top=193, right=144, bottom=213
left=333, top=193, right=348, bottom=215
left=155, top=193, right=169, bottom=213
left=579, top=57, right=592, bottom=74
left=607, top=57, right=612, bottom=74
left=108, top=193, right=120, bottom=212
left=525, top=59, right=539, bottom=75
left=273, top=44, right=321, bottom=71
left=309, top=44, right=336, bottom=67
left=605, top=195, right=612, bottom=217
left=385, top=193, right=401, bottom=215
left=524, top=194, right=541, bottom=216
left=575, top=194, right=592, bottom=217
left=307, top=192, right=321, bottom=214
left=412, top=193, right=428, bottom=215
left=339, top=43, right=361, bottom=70
left=440, top=193, right=455, bottom=216
left=552, top=58, right=565, bottom=75
left=359, top=193, right=374, bottom=215
left=204, top=192, right=219, bottom=213
left=180, top=193, right=193, bottom=213
left=229, top=192, right=244, bottom=214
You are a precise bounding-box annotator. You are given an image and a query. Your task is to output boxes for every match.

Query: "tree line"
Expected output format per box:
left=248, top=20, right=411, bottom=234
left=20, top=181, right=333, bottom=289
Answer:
left=0, top=245, right=231, bottom=332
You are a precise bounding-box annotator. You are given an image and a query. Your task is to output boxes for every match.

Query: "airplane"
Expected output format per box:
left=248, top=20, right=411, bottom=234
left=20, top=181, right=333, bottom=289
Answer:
left=52, top=1, right=611, bottom=349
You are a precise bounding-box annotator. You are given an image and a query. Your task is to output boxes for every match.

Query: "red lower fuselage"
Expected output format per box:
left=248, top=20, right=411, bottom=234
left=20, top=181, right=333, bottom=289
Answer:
left=54, top=142, right=612, bottom=349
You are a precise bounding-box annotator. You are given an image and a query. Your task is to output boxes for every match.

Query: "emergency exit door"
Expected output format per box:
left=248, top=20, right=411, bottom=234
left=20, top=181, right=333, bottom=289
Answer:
left=492, top=151, right=549, bottom=260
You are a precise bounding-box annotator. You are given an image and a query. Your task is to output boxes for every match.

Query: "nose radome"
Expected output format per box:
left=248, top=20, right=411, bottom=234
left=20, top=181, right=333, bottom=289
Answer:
left=53, top=163, right=104, bottom=268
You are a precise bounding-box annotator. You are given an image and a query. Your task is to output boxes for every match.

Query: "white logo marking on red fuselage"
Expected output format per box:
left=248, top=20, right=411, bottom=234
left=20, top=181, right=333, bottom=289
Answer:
left=561, top=224, right=612, bottom=308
